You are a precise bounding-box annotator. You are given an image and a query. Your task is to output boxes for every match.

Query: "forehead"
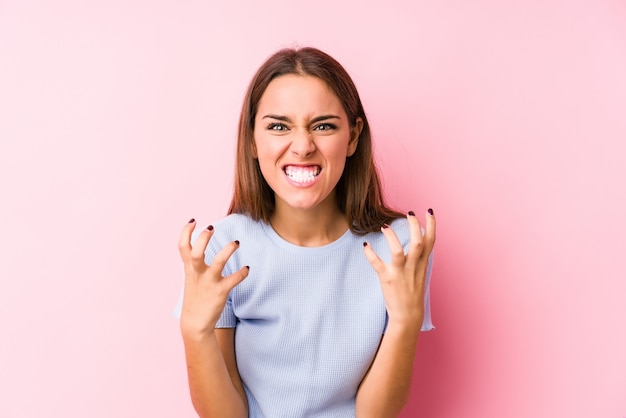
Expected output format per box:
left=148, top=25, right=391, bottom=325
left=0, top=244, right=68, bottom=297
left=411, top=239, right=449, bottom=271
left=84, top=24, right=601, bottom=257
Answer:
left=257, top=74, right=344, bottom=115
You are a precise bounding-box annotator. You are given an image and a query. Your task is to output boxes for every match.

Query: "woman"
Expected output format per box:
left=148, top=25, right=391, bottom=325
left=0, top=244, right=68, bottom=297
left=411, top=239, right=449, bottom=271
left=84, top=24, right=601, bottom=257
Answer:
left=177, top=47, right=436, bottom=418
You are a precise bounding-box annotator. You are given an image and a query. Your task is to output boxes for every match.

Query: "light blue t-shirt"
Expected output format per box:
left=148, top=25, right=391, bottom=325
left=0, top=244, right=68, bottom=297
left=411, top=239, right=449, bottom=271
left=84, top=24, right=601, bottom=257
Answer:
left=177, top=213, right=434, bottom=418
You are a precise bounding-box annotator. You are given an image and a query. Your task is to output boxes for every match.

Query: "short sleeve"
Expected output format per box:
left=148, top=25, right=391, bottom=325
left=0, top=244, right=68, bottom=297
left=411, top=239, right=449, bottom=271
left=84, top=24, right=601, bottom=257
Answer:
left=420, top=250, right=435, bottom=331
left=172, top=290, right=183, bottom=319
left=215, top=296, right=237, bottom=328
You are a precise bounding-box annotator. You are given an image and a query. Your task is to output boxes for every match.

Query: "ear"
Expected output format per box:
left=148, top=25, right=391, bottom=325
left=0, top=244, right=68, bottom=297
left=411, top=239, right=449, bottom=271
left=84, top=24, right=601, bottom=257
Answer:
left=347, top=117, right=363, bottom=157
left=251, top=139, right=258, bottom=159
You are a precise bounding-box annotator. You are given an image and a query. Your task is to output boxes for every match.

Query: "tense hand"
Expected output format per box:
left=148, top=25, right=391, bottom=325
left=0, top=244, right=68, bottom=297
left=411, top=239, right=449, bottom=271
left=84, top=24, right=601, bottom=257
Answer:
left=363, top=210, right=436, bottom=326
left=177, top=219, right=249, bottom=337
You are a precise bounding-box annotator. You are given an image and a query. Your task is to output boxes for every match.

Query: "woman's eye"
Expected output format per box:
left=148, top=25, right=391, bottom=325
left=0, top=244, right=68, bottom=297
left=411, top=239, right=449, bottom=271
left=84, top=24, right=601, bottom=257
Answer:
left=314, top=123, right=336, bottom=131
left=268, top=123, right=288, bottom=131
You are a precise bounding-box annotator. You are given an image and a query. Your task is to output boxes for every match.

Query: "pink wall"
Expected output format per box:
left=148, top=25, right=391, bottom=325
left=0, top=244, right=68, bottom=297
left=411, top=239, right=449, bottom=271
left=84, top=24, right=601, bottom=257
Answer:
left=1, top=0, right=625, bottom=416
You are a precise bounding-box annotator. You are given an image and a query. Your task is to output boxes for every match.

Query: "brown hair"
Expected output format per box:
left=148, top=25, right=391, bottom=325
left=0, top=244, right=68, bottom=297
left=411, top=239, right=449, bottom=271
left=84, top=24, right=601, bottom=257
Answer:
left=227, top=47, right=403, bottom=234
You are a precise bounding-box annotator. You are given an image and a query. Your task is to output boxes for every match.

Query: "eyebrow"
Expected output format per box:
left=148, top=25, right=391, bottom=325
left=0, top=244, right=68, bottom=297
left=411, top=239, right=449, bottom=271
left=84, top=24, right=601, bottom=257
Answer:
left=261, top=114, right=342, bottom=124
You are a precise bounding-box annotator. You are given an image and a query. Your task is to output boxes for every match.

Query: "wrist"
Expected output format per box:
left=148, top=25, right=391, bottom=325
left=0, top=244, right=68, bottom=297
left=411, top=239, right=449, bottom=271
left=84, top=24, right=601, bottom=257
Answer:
left=180, top=318, right=216, bottom=342
left=385, top=315, right=423, bottom=339
left=386, top=306, right=423, bottom=326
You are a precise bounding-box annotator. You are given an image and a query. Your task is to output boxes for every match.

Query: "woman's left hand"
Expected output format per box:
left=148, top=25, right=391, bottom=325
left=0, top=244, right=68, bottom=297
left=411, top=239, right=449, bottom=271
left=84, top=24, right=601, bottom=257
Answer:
left=363, top=210, right=436, bottom=326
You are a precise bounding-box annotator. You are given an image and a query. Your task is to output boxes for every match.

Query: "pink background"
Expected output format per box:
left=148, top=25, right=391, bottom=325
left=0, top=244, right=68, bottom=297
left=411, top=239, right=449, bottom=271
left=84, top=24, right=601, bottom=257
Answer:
left=1, top=0, right=625, bottom=417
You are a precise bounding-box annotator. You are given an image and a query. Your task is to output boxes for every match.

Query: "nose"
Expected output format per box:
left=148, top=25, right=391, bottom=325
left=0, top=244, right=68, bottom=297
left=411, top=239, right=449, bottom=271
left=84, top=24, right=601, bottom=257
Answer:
left=290, top=129, right=316, bottom=158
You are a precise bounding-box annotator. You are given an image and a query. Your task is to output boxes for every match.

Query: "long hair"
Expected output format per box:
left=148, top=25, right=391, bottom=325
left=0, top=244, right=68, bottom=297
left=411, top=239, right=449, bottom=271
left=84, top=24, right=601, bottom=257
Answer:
left=227, top=47, right=403, bottom=234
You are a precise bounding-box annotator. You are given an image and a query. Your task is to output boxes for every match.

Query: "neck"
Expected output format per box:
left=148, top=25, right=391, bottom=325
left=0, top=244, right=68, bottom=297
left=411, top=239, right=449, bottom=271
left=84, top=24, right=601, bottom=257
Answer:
left=270, top=199, right=349, bottom=247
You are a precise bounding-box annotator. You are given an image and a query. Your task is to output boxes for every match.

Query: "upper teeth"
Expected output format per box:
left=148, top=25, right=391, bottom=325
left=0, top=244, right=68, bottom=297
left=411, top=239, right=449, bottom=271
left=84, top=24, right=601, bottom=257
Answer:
left=285, top=166, right=320, bottom=183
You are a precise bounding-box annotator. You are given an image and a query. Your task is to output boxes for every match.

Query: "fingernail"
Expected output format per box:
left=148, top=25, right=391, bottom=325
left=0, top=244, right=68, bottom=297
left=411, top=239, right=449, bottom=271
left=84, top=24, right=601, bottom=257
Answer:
left=207, top=225, right=214, bottom=231
left=382, top=224, right=390, bottom=229
left=234, top=240, right=240, bottom=245
left=188, top=218, right=195, bottom=223
left=428, top=208, right=434, bottom=216
left=363, top=242, right=368, bottom=247
left=245, top=265, right=250, bottom=270
left=408, top=211, right=415, bottom=217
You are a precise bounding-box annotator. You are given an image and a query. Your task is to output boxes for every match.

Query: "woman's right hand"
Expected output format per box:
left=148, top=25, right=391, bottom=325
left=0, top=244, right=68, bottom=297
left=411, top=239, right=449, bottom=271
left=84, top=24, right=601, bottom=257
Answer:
left=177, top=219, right=249, bottom=338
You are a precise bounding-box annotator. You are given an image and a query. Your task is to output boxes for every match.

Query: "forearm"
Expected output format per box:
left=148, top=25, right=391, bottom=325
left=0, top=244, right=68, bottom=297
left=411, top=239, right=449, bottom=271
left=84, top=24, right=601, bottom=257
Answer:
left=355, top=320, right=421, bottom=418
left=182, top=329, right=248, bottom=418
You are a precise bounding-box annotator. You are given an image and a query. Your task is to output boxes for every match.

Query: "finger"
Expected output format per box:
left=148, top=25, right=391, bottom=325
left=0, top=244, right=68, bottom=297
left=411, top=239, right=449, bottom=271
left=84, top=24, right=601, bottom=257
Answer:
left=363, top=242, right=386, bottom=276
left=405, top=211, right=425, bottom=265
left=189, top=225, right=216, bottom=267
left=422, top=208, right=436, bottom=256
left=381, top=224, right=405, bottom=265
left=223, top=265, right=250, bottom=291
left=177, top=218, right=197, bottom=259
left=210, top=240, right=241, bottom=272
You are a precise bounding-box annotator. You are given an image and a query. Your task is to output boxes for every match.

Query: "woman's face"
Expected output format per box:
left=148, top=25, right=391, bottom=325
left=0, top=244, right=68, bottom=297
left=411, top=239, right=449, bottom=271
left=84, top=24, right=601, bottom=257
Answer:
left=253, top=74, right=362, bottom=215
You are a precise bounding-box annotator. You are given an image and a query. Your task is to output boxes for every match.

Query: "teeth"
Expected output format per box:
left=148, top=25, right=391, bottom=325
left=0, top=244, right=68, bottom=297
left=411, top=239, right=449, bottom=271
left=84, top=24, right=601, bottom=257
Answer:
left=284, top=166, right=320, bottom=183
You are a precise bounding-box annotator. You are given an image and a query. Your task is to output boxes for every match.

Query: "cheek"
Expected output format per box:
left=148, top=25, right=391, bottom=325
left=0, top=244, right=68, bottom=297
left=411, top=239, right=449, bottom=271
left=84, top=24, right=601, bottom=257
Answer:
left=329, top=139, right=352, bottom=161
left=254, top=135, right=289, bottom=161
left=254, top=143, right=273, bottom=163
left=254, top=143, right=281, bottom=176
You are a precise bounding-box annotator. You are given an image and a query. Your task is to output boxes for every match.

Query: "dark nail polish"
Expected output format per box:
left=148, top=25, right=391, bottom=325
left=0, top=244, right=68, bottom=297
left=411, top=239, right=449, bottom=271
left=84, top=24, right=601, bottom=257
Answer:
left=382, top=224, right=390, bottom=229
left=234, top=240, right=240, bottom=245
left=245, top=265, right=250, bottom=270
left=207, top=225, right=214, bottom=231
left=363, top=242, right=368, bottom=247
left=408, top=211, right=415, bottom=217
left=428, top=208, right=434, bottom=216
left=188, top=218, right=195, bottom=223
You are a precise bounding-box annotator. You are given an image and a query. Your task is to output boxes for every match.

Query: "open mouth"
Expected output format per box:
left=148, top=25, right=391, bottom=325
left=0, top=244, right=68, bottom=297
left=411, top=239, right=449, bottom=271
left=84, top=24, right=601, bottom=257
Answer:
left=283, top=165, right=321, bottom=184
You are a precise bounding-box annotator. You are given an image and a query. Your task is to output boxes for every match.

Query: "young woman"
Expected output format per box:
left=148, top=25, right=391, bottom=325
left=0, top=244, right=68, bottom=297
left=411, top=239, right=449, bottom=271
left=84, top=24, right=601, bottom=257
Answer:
left=177, top=47, right=436, bottom=418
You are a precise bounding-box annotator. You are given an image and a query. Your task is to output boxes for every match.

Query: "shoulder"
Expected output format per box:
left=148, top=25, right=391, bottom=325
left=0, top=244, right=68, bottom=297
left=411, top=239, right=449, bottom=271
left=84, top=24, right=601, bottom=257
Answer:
left=210, top=213, right=266, bottom=244
left=190, top=214, right=263, bottom=248
left=214, top=213, right=260, bottom=231
left=389, top=216, right=409, bottom=235
left=357, top=217, right=409, bottom=260
left=357, top=217, right=409, bottom=240
left=387, top=216, right=411, bottom=246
